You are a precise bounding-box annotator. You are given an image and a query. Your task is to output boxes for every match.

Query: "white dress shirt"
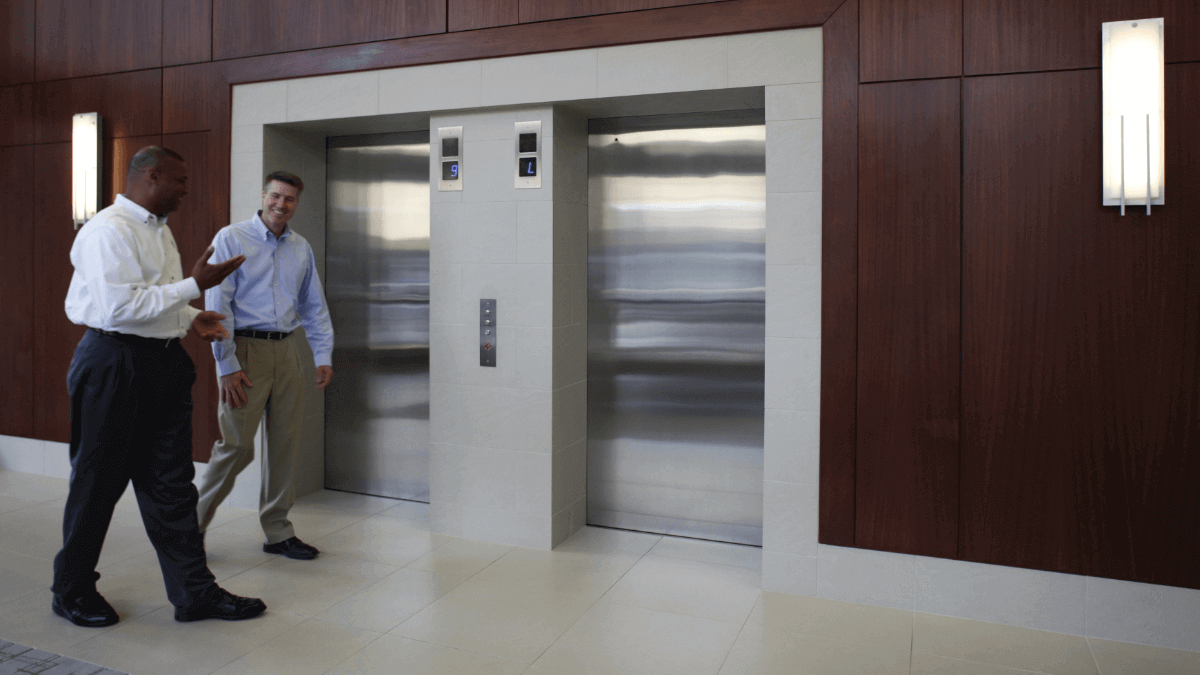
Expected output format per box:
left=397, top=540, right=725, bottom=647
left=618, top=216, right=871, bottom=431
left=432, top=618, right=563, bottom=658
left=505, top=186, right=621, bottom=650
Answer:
left=65, top=194, right=201, bottom=338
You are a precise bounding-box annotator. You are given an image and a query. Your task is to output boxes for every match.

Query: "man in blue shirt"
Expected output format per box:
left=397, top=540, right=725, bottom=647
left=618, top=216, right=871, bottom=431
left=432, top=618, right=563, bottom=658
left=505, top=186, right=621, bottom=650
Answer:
left=195, top=171, right=334, bottom=560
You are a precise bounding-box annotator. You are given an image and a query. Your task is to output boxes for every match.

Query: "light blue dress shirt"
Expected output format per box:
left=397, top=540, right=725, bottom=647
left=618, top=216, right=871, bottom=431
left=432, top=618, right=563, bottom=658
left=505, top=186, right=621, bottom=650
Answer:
left=206, top=212, right=334, bottom=377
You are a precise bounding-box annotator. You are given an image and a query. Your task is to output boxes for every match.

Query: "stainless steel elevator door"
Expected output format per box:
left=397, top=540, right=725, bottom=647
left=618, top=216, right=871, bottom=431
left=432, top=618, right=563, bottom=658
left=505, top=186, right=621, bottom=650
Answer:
left=587, top=111, right=766, bottom=546
left=325, top=132, right=430, bottom=501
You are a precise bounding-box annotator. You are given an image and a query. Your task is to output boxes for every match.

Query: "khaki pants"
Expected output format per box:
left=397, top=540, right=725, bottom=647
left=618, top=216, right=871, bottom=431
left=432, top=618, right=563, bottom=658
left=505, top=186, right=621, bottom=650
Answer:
left=196, top=335, right=306, bottom=545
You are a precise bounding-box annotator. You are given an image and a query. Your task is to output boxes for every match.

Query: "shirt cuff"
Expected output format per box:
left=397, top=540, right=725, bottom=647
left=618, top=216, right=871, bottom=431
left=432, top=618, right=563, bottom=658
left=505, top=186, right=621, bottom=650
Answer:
left=177, top=277, right=202, bottom=302
left=314, top=352, right=333, bottom=369
left=215, top=354, right=242, bottom=377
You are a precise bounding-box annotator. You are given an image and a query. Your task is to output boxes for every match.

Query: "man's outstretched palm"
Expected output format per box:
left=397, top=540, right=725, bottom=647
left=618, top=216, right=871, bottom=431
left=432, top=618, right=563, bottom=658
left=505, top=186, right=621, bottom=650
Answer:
left=192, top=311, right=228, bottom=342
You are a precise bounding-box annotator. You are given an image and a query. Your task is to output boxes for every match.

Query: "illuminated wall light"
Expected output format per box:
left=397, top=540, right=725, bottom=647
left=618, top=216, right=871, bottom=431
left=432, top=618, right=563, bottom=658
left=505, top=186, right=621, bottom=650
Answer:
left=1102, top=18, right=1164, bottom=216
left=72, top=112, right=102, bottom=229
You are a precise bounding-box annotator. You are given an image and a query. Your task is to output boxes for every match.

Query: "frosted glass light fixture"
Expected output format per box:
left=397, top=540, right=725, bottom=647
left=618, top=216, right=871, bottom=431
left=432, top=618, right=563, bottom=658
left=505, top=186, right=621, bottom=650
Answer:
left=72, top=112, right=102, bottom=229
left=1102, top=18, right=1164, bottom=215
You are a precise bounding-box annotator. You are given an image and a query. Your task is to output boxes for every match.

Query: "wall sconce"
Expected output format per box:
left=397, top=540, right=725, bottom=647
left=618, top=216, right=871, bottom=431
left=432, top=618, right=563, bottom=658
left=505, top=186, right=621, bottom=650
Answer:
left=72, top=112, right=102, bottom=229
left=1102, top=18, right=1164, bottom=216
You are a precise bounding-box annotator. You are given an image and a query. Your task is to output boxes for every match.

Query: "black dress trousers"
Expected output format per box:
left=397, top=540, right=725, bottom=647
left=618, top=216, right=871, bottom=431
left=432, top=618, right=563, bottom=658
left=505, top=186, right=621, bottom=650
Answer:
left=52, top=329, right=216, bottom=608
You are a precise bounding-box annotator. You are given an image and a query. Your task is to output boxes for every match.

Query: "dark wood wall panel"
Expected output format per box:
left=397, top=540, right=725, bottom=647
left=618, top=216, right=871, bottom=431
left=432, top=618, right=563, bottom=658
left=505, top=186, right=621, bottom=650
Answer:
left=519, top=0, right=725, bottom=23
left=1127, top=62, right=1200, bottom=587
left=961, top=71, right=1099, bottom=576
left=450, top=0, right=519, bottom=32
left=965, top=0, right=1200, bottom=76
left=0, top=84, right=35, bottom=146
left=35, top=0, right=162, bottom=81
left=212, top=0, right=446, bottom=61
left=861, top=0, right=962, bottom=82
left=32, top=144, right=84, bottom=443
left=164, top=63, right=228, bottom=134
left=163, top=0, right=213, bottom=67
left=34, top=70, right=162, bottom=144
left=962, top=67, right=1200, bottom=587
left=965, top=0, right=1098, bottom=75
left=819, top=0, right=859, bottom=548
left=856, top=78, right=961, bottom=559
left=0, top=0, right=35, bottom=86
left=164, top=132, right=222, bottom=462
left=0, top=146, right=35, bottom=438
left=204, top=0, right=838, bottom=89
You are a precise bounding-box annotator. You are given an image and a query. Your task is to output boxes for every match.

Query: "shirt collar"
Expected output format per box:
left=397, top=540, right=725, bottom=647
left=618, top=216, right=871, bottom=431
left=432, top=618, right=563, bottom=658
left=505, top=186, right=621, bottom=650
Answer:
left=253, top=211, right=291, bottom=241
left=115, top=194, right=167, bottom=226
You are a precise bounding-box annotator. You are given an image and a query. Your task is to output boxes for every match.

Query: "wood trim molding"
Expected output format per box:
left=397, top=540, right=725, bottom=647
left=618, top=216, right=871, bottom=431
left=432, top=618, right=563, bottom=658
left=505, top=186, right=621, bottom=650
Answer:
left=819, top=0, right=858, bottom=547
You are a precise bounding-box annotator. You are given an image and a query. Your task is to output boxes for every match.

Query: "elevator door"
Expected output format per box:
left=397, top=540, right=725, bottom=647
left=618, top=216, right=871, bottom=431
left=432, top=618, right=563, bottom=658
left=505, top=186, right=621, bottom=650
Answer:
left=587, top=111, right=766, bottom=545
left=325, top=132, right=430, bottom=501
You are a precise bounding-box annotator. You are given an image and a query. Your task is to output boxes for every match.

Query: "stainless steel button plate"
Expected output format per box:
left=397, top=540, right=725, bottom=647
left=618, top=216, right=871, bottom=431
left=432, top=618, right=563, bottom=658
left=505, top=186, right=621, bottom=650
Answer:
left=480, top=299, right=497, bottom=366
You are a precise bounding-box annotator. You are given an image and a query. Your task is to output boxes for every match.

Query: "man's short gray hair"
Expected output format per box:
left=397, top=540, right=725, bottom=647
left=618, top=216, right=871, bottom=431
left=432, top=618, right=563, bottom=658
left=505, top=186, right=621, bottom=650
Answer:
left=127, top=146, right=184, bottom=177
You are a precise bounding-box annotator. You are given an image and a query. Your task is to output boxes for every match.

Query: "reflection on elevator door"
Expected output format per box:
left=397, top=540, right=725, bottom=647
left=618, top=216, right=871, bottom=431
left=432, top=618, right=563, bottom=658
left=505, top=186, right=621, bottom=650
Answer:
left=587, top=111, right=766, bottom=546
left=325, top=132, right=431, bottom=501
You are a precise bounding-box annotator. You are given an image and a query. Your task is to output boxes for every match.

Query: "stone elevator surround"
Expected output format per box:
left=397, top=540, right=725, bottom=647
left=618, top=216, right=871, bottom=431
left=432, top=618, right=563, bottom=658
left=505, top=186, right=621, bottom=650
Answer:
left=427, top=107, right=589, bottom=549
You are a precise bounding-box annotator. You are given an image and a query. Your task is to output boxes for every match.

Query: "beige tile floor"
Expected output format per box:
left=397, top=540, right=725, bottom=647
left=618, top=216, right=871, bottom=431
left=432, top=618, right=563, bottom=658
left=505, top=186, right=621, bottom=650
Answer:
left=1, top=469, right=1198, bottom=675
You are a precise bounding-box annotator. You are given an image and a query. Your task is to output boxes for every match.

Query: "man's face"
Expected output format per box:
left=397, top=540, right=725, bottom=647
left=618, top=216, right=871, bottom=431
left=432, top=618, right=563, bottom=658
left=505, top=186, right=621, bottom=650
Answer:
left=261, top=180, right=301, bottom=229
left=150, top=158, right=189, bottom=215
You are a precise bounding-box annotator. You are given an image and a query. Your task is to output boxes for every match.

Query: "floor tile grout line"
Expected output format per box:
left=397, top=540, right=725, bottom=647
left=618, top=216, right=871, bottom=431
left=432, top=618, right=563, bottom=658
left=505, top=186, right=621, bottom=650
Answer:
left=712, top=590, right=762, bottom=675
left=342, top=632, right=534, bottom=674
left=278, top=616, right=390, bottom=675
left=910, top=609, right=915, bottom=674
left=908, top=652, right=1056, bottom=675
left=520, top=533, right=663, bottom=667
left=324, top=543, right=503, bottom=635
left=384, top=540, right=521, bottom=637
left=1086, top=636, right=1105, bottom=675
left=736, top=610, right=917, bottom=654
left=643, top=549, right=764, bottom=573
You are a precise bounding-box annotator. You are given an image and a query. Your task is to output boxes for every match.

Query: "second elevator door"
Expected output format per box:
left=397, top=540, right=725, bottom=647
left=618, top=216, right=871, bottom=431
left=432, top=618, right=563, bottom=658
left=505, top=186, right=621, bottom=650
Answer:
left=325, top=132, right=431, bottom=501
left=587, top=111, right=766, bottom=546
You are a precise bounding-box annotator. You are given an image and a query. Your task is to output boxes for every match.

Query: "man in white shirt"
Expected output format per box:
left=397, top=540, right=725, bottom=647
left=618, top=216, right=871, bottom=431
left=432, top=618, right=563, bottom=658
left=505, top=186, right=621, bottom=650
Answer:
left=54, top=146, right=267, bottom=627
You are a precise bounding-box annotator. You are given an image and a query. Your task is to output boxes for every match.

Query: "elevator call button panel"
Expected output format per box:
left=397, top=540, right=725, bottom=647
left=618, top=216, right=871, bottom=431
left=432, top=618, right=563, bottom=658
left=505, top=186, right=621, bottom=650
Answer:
left=480, top=299, right=497, bottom=367
left=514, top=121, right=542, bottom=189
left=438, top=126, right=463, bottom=192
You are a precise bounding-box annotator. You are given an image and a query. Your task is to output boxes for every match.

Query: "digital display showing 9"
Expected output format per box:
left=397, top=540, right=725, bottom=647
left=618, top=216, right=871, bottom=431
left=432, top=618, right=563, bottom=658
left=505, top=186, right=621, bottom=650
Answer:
left=442, top=161, right=460, bottom=181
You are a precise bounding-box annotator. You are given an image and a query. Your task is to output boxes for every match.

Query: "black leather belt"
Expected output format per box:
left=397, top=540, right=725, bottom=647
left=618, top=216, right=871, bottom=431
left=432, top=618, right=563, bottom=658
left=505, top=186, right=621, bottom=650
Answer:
left=90, top=327, right=180, bottom=349
left=235, top=329, right=292, bottom=340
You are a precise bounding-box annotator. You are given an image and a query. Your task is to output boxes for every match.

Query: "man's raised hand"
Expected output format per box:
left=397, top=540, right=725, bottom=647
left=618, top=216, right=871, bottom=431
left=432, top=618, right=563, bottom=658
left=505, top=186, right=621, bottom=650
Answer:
left=193, top=245, right=246, bottom=291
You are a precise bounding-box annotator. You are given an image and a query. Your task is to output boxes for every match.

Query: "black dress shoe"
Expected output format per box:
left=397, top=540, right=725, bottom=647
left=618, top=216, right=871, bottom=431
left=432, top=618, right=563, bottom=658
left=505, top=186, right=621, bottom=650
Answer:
left=52, top=591, right=119, bottom=628
left=174, top=586, right=266, bottom=622
left=263, top=536, right=319, bottom=560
